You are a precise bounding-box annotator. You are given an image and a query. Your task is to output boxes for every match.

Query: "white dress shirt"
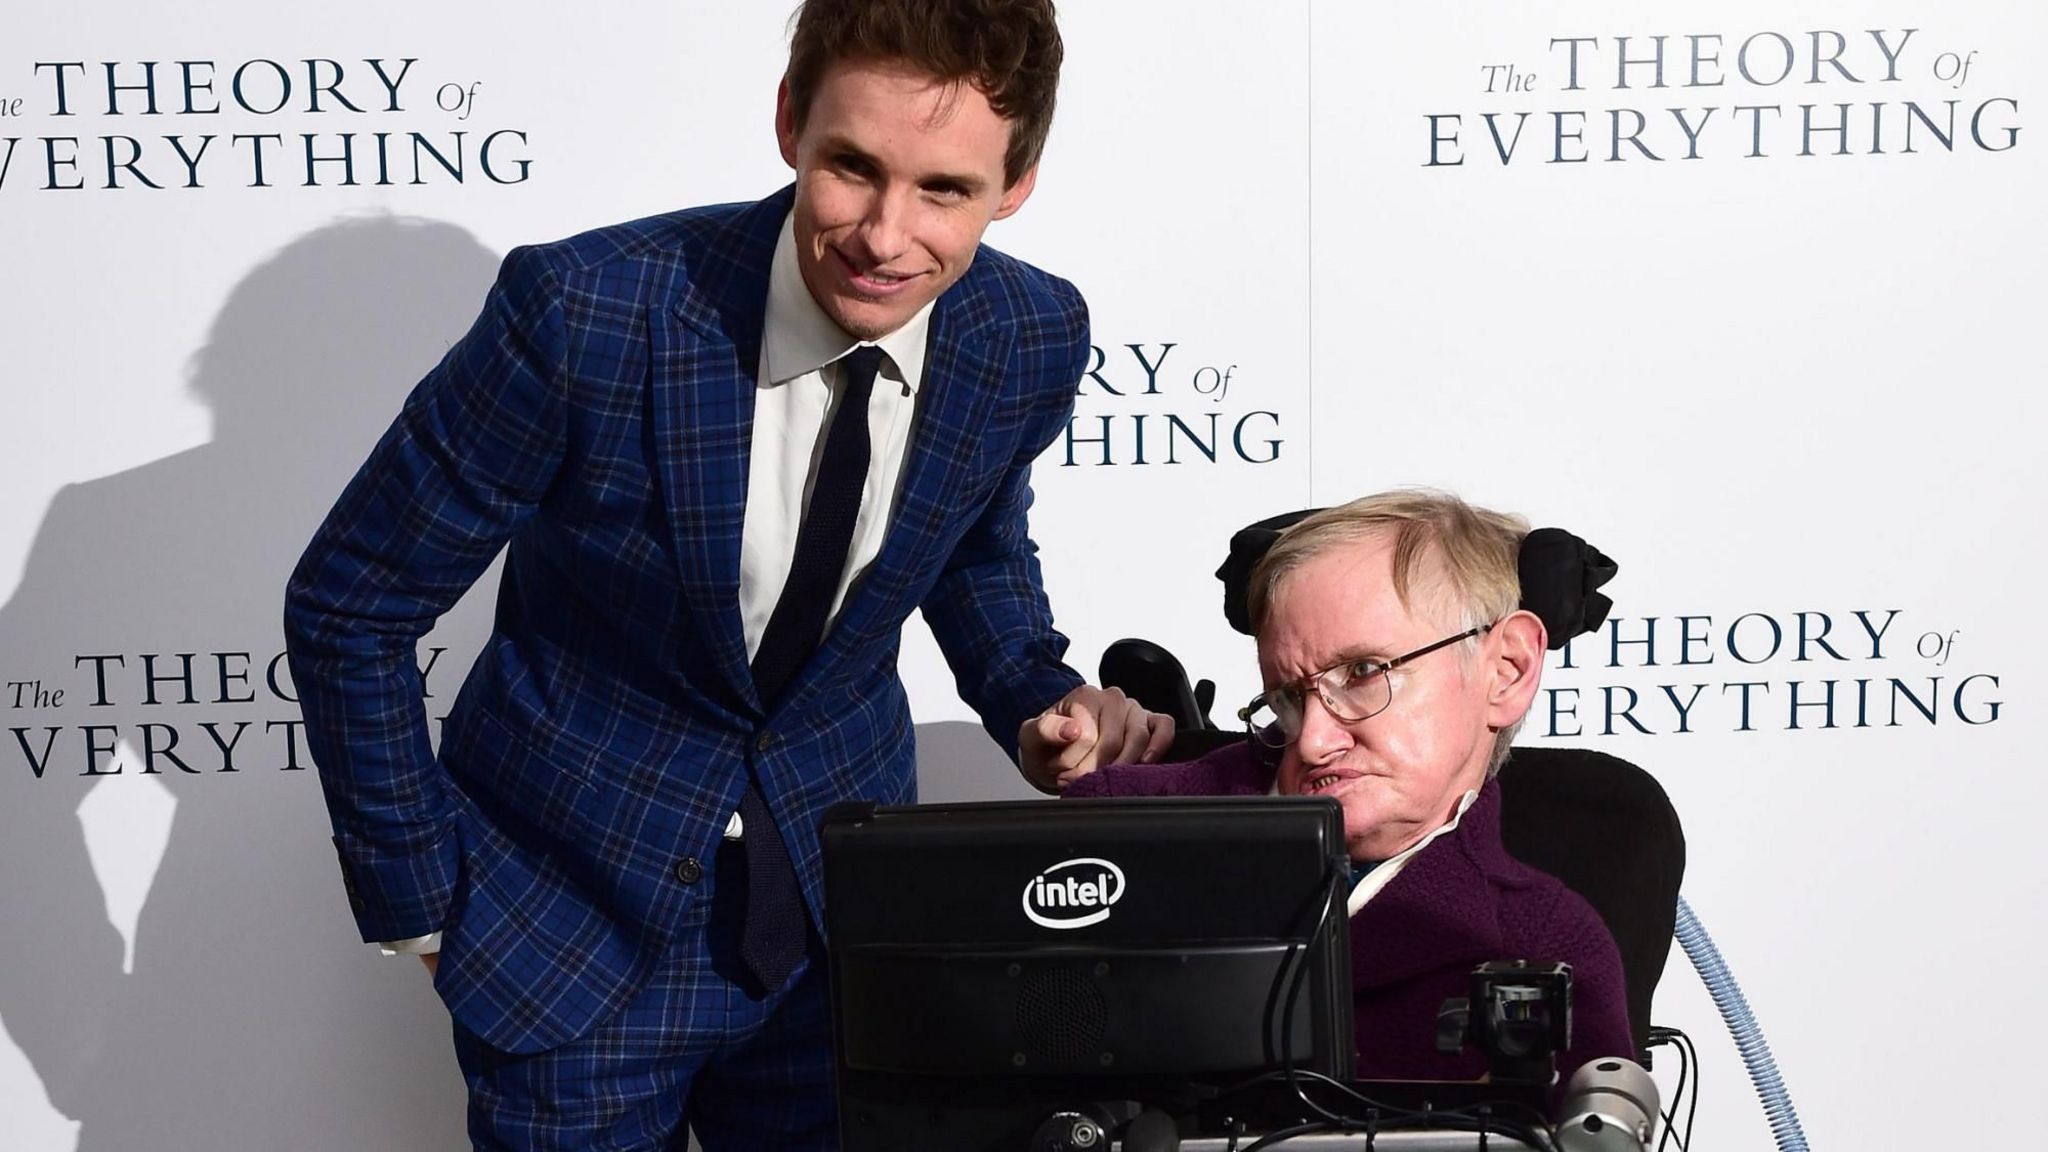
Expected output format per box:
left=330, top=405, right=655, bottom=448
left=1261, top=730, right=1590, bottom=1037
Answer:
left=738, top=211, right=933, bottom=664
left=383, top=212, right=934, bottom=956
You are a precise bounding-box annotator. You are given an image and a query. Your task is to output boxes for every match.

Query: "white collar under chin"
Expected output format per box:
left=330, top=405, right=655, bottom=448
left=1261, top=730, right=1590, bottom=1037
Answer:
left=1345, top=789, right=1482, bottom=917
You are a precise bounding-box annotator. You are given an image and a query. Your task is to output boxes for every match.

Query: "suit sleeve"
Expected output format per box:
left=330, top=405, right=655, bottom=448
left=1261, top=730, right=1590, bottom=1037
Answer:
left=919, top=285, right=1090, bottom=760
left=283, top=244, right=568, bottom=942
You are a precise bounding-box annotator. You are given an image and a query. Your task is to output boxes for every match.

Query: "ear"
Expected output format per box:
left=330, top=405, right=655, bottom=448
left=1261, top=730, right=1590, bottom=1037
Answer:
left=775, top=77, right=800, bottom=170
left=992, top=164, right=1038, bottom=221
left=1484, top=609, right=1547, bottom=730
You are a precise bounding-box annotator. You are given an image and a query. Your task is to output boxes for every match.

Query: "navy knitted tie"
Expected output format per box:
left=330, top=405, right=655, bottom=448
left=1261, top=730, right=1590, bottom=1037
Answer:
left=740, top=344, right=886, bottom=992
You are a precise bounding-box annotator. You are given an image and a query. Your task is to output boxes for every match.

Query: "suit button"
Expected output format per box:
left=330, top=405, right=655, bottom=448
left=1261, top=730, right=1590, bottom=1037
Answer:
left=675, top=857, right=704, bottom=885
left=756, top=731, right=776, bottom=753
left=349, top=896, right=368, bottom=913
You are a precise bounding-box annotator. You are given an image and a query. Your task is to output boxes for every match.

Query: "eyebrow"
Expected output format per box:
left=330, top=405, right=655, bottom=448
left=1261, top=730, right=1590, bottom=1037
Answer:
left=1268, top=645, right=1392, bottom=689
left=1323, top=647, right=1396, bottom=672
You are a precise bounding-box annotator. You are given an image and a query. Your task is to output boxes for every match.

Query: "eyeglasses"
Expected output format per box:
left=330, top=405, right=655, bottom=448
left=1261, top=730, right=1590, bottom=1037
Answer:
left=1238, top=623, right=1494, bottom=750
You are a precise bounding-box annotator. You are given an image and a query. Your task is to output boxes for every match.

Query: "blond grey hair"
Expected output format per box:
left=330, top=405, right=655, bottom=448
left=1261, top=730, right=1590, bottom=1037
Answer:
left=1247, top=489, right=1530, bottom=775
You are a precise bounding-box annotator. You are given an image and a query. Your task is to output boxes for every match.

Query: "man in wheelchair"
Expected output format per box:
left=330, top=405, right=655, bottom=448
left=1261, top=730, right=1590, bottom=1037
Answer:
left=1060, top=490, right=1635, bottom=1087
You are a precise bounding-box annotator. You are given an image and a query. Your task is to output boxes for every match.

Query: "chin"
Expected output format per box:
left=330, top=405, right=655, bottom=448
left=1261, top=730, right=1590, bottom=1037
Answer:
left=825, top=297, right=917, bottom=342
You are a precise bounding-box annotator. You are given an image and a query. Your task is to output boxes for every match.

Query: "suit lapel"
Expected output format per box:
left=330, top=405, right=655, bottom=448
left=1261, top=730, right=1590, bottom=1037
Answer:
left=649, top=189, right=792, bottom=714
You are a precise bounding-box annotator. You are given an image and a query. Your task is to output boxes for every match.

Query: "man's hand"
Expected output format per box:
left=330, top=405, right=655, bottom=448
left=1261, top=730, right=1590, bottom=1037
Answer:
left=420, top=953, right=439, bottom=978
left=1019, top=685, right=1175, bottom=793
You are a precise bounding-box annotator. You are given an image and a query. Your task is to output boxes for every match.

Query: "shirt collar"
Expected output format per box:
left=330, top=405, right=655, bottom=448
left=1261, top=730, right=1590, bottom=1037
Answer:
left=1345, top=787, right=1482, bottom=917
left=762, top=211, right=932, bottom=393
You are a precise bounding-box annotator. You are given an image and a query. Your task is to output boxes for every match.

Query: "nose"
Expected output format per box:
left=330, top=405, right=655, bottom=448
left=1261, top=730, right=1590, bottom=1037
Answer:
left=851, top=183, right=913, bottom=266
left=1292, top=692, right=1353, bottom=766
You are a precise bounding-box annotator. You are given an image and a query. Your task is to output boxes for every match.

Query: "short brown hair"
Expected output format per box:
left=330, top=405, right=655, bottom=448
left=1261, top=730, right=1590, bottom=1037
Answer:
left=785, top=0, right=1064, bottom=187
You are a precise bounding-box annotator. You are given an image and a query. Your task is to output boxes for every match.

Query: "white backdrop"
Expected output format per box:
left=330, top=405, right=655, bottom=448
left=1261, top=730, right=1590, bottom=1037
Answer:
left=1, top=2, right=2038, bottom=1149
left=1315, top=4, right=2040, bottom=1148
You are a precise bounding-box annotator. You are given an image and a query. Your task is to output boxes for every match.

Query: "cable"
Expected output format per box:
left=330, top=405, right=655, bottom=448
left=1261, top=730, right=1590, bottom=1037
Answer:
left=1258, top=867, right=1320, bottom=1068
left=1673, top=897, right=1808, bottom=1152
left=1239, top=1113, right=1556, bottom=1152
left=1647, top=1027, right=1686, bottom=1152
left=1658, top=1028, right=1700, bottom=1152
left=1268, top=867, right=1349, bottom=1126
left=1245, top=863, right=1561, bottom=1150
left=1656, top=1105, right=1689, bottom=1152
left=1662, top=1035, right=1687, bottom=1152
left=1287, top=872, right=1348, bottom=1117
left=1678, top=1028, right=1700, bottom=1152
left=1647, top=1027, right=1688, bottom=1152
left=1224, top=1069, right=1556, bottom=1150
left=1259, top=1068, right=1553, bottom=1136
left=1239, top=1120, right=1336, bottom=1151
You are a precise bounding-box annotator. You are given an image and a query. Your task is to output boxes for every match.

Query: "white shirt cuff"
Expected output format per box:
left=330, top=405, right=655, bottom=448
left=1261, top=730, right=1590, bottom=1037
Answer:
left=378, top=932, right=442, bottom=956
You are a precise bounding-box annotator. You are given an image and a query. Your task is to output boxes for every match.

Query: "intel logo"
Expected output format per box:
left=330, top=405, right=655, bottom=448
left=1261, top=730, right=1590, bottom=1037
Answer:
left=1022, top=857, right=1126, bottom=929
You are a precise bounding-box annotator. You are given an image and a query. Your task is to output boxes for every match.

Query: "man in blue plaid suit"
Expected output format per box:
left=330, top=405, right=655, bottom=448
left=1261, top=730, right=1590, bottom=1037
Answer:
left=284, top=2, right=1172, bottom=1148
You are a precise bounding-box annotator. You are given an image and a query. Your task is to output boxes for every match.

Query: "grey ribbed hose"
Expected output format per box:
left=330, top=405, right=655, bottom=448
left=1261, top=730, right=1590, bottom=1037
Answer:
left=1673, top=897, right=1811, bottom=1152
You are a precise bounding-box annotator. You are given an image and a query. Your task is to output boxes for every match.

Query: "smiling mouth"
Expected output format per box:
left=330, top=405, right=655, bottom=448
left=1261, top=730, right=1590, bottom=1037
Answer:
left=833, top=248, right=921, bottom=295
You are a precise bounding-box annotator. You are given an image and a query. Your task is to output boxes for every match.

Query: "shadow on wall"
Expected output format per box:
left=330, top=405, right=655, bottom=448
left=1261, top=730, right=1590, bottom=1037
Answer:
left=913, top=720, right=1048, bottom=804
left=0, top=218, right=502, bottom=1152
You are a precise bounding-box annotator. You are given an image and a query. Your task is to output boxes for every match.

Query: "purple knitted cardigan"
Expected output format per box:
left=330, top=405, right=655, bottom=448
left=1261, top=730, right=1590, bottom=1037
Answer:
left=1064, top=743, right=1633, bottom=1086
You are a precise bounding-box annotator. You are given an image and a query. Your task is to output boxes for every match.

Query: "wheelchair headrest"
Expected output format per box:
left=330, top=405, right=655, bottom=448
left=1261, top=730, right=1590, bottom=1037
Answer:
left=1214, top=512, right=1618, bottom=651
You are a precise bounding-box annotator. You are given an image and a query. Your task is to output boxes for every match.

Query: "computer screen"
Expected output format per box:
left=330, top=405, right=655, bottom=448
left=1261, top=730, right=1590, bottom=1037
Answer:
left=821, top=794, right=1354, bottom=1152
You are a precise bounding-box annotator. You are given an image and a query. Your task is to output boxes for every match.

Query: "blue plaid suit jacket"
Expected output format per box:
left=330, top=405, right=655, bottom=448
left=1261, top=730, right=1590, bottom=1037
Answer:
left=284, top=187, right=1088, bottom=1053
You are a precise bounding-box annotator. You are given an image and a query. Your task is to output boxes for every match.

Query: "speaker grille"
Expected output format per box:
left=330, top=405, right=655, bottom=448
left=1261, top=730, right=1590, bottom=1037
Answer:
left=1012, top=964, right=1107, bottom=1064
